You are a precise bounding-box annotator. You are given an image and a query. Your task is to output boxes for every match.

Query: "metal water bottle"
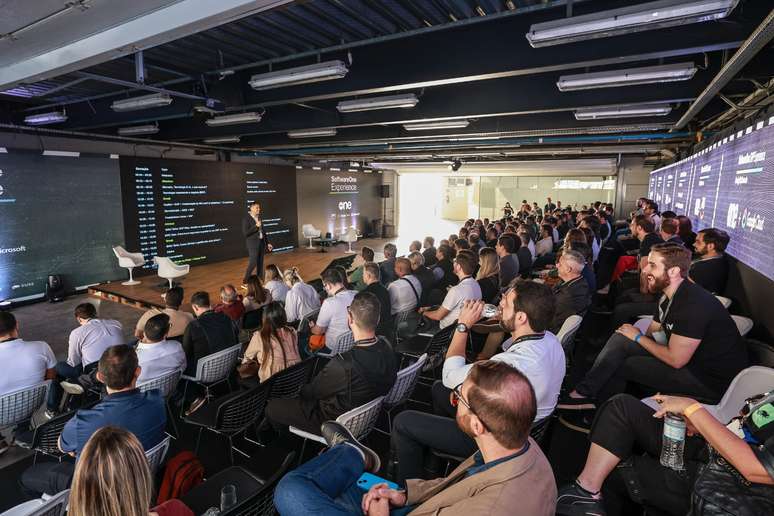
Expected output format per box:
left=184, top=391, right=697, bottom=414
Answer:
left=660, top=413, right=686, bottom=470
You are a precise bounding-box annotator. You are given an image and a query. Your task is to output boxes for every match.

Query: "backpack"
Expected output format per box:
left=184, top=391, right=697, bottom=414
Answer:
left=156, top=451, right=205, bottom=504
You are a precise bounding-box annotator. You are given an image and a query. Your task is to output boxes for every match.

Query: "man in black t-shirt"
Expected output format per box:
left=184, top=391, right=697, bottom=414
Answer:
left=361, top=262, right=393, bottom=341
left=559, top=243, right=747, bottom=410
left=690, top=228, right=730, bottom=294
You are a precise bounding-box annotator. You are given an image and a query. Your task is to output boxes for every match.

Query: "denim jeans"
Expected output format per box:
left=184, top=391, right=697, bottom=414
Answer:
left=47, top=362, right=82, bottom=410
left=274, top=445, right=411, bottom=516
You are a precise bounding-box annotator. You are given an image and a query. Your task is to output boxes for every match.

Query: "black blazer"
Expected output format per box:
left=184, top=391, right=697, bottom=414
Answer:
left=242, top=214, right=271, bottom=251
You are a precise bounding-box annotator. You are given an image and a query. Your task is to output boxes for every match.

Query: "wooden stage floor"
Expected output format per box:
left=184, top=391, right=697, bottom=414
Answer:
left=90, top=238, right=390, bottom=311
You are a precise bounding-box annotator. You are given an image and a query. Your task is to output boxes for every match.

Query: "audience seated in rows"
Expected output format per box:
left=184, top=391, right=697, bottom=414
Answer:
left=275, top=361, right=557, bottom=516
left=241, top=302, right=301, bottom=383
left=22, top=345, right=166, bottom=496
left=213, top=284, right=245, bottom=322
left=379, top=243, right=398, bottom=286
left=388, top=257, right=422, bottom=315
left=550, top=249, right=591, bottom=334
left=69, top=426, right=192, bottom=516
left=422, top=236, right=437, bottom=267
left=348, top=246, right=374, bottom=291
left=690, top=227, right=730, bottom=294
left=361, top=262, right=393, bottom=340
left=136, top=313, right=186, bottom=385
left=560, top=243, right=748, bottom=409
left=264, top=264, right=289, bottom=303
left=266, top=291, right=398, bottom=434
left=476, top=247, right=500, bottom=304
left=134, top=287, right=193, bottom=341
left=419, top=250, right=482, bottom=330
left=407, top=251, right=435, bottom=304
left=659, top=217, right=684, bottom=247
left=430, top=244, right=457, bottom=289
left=242, top=275, right=272, bottom=312
left=309, top=268, right=358, bottom=347
left=48, top=302, right=123, bottom=414
left=282, top=266, right=321, bottom=323
left=495, top=235, right=520, bottom=288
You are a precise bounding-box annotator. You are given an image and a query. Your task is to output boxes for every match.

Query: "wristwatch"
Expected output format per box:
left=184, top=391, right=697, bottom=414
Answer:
left=455, top=323, right=469, bottom=334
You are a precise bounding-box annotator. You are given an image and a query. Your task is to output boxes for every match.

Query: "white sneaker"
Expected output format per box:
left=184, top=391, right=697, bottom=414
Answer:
left=61, top=381, right=85, bottom=395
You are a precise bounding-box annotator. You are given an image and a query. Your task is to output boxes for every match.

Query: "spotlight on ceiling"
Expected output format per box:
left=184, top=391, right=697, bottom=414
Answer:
left=449, top=159, right=463, bottom=172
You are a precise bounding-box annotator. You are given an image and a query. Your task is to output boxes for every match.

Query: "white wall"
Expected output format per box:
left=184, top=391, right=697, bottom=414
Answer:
left=615, top=157, right=653, bottom=218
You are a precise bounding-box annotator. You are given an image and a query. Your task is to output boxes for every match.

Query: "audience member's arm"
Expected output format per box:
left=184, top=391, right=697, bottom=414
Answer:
left=418, top=306, right=449, bottom=321
left=242, top=332, right=261, bottom=363
left=442, top=301, right=484, bottom=388
left=58, top=418, right=78, bottom=455
left=181, top=325, right=195, bottom=366
left=653, top=395, right=774, bottom=485
left=299, top=360, right=344, bottom=400
left=617, top=325, right=699, bottom=368
left=310, top=301, right=331, bottom=335
left=66, top=332, right=82, bottom=367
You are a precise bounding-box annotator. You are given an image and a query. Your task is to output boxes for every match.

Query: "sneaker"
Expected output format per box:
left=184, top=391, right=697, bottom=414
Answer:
left=558, top=413, right=593, bottom=434
left=185, top=396, right=208, bottom=417
left=557, top=394, right=596, bottom=411
left=556, top=481, right=607, bottom=516
left=321, top=421, right=381, bottom=473
left=60, top=381, right=85, bottom=395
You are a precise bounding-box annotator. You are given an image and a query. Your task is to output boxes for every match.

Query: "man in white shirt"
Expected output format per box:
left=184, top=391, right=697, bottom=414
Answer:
left=309, top=268, right=357, bottom=348
left=284, top=273, right=321, bottom=324
left=134, top=287, right=194, bottom=340
left=136, top=313, right=186, bottom=385
left=388, top=258, right=422, bottom=315
left=48, top=303, right=123, bottom=413
left=419, top=250, right=482, bottom=330
left=391, top=280, right=565, bottom=480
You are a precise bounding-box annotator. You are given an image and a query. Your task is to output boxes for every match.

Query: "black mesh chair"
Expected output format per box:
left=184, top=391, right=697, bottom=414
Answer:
left=16, top=408, right=79, bottom=464
left=395, top=324, right=458, bottom=383
left=242, top=308, right=264, bottom=333
left=183, top=383, right=270, bottom=464
left=225, top=451, right=297, bottom=516
left=267, top=359, right=315, bottom=400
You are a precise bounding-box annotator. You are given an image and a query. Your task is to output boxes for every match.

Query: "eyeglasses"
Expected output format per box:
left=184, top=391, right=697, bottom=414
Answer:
left=450, top=383, right=489, bottom=431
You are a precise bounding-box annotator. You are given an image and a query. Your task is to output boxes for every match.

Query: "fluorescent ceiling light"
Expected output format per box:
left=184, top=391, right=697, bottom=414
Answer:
left=249, top=60, right=349, bottom=90
left=526, top=0, right=739, bottom=47
left=111, top=93, right=172, bottom=112
left=330, top=167, right=341, bottom=171
left=109, top=154, right=119, bottom=159
left=24, top=111, right=67, bottom=125
left=205, top=112, right=262, bottom=127
left=557, top=62, right=698, bottom=91
left=118, top=124, right=159, bottom=136
left=204, top=136, right=241, bottom=144
left=287, top=128, right=337, bottom=138
left=403, top=120, right=470, bottom=131
left=574, top=104, right=673, bottom=120
left=42, top=150, right=80, bottom=157
left=337, top=93, right=419, bottom=113
left=0, top=147, right=7, bottom=153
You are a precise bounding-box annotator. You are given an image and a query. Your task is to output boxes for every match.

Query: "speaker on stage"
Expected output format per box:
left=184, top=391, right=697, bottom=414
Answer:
left=379, top=185, right=391, bottom=198
left=46, top=274, right=66, bottom=303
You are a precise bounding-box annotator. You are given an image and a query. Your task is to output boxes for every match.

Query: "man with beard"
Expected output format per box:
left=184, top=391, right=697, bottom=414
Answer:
left=558, top=243, right=746, bottom=411
left=689, top=228, right=730, bottom=294
left=391, top=280, right=565, bottom=483
left=274, top=361, right=557, bottom=516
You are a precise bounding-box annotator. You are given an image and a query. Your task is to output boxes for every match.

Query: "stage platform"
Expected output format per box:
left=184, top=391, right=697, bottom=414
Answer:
left=89, top=238, right=389, bottom=311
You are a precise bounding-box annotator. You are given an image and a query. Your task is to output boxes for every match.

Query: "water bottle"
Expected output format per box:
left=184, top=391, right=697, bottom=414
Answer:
left=482, top=304, right=499, bottom=318
left=660, top=413, right=686, bottom=470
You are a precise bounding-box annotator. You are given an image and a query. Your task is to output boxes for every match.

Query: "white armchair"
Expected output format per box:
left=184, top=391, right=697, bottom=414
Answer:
left=112, top=246, right=145, bottom=286
left=302, top=224, right=322, bottom=249
left=153, top=256, right=190, bottom=288
left=340, top=227, right=358, bottom=253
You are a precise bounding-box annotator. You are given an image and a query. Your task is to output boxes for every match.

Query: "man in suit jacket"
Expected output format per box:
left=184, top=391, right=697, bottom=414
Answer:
left=274, top=360, right=557, bottom=516
left=242, top=202, right=273, bottom=285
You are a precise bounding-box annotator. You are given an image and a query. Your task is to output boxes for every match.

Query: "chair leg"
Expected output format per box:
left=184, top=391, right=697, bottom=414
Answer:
left=168, top=278, right=173, bottom=289
left=297, top=438, right=308, bottom=466
left=180, top=381, right=189, bottom=418
left=228, top=436, right=235, bottom=465
left=166, top=400, right=179, bottom=439
left=194, top=427, right=204, bottom=455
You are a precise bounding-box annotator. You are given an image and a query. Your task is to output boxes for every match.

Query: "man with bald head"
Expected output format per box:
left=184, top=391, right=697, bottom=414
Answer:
left=387, top=257, right=422, bottom=315
left=214, top=284, right=245, bottom=322
left=550, top=249, right=590, bottom=333
left=274, top=360, right=557, bottom=516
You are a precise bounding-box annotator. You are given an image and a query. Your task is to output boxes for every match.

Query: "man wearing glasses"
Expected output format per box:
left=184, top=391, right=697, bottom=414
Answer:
left=392, top=280, right=565, bottom=482
left=274, top=361, right=557, bottom=516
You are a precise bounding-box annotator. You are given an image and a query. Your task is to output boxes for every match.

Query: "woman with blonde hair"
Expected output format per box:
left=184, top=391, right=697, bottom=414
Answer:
left=264, top=264, right=289, bottom=303
left=243, top=274, right=272, bottom=311
left=476, top=247, right=500, bottom=303
left=282, top=267, right=321, bottom=324
left=69, top=426, right=192, bottom=516
left=241, top=302, right=301, bottom=383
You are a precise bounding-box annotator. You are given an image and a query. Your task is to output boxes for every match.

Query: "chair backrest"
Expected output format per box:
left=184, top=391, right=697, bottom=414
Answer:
left=529, top=414, right=553, bottom=446
left=138, top=370, right=182, bottom=399
left=329, top=331, right=356, bottom=354
left=268, top=359, right=314, bottom=399
left=30, top=409, right=78, bottom=456
left=145, top=435, right=171, bottom=477
left=112, top=245, right=127, bottom=258
left=297, top=308, right=320, bottom=338
left=710, top=366, right=774, bottom=423
left=556, top=315, right=583, bottom=351
left=746, top=339, right=774, bottom=368
left=0, top=380, right=51, bottom=427
left=195, top=343, right=241, bottom=383
left=343, top=227, right=357, bottom=241
left=732, top=315, right=753, bottom=337
left=154, top=256, right=185, bottom=274
left=335, top=396, right=385, bottom=440
left=216, top=383, right=270, bottom=434
left=302, top=224, right=321, bottom=238
left=11, top=489, right=71, bottom=516
left=242, top=308, right=264, bottom=331
left=384, top=354, right=427, bottom=409
left=225, top=452, right=297, bottom=516
left=425, top=324, right=456, bottom=357
left=715, top=295, right=732, bottom=309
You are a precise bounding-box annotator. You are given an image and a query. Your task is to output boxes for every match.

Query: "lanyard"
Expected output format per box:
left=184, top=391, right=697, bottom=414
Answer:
left=503, top=333, right=545, bottom=352
left=658, top=290, right=677, bottom=325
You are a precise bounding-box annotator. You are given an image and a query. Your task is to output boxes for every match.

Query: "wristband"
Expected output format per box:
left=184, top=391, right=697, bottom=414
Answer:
left=634, top=333, right=643, bottom=344
left=684, top=402, right=704, bottom=418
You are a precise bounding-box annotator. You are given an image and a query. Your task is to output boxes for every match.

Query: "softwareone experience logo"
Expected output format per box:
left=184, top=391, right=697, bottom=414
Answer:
left=0, top=245, right=27, bottom=255
left=330, top=175, right=358, bottom=193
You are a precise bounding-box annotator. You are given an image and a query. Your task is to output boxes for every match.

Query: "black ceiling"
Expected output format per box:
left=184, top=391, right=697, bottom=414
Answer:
left=2, top=0, right=773, bottom=165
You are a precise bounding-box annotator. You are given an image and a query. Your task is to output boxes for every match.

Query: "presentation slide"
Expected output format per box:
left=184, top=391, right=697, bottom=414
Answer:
left=120, top=158, right=297, bottom=269
left=0, top=152, right=124, bottom=301
left=296, top=169, right=383, bottom=244
left=648, top=115, right=774, bottom=281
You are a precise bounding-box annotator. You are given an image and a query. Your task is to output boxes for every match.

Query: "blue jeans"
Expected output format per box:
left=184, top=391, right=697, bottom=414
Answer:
left=274, top=445, right=412, bottom=516
left=47, top=362, right=82, bottom=410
